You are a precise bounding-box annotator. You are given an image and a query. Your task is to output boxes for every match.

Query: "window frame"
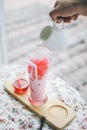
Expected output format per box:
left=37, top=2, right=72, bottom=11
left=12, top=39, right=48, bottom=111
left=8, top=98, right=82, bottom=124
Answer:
left=0, top=0, right=8, bottom=64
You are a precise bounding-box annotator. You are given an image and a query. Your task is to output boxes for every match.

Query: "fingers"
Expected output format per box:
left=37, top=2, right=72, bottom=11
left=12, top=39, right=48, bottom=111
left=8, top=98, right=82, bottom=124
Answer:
left=49, top=10, right=79, bottom=23
left=50, top=15, right=79, bottom=23
left=56, top=17, right=63, bottom=23
left=71, top=14, right=79, bottom=20
left=49, top=4, right=61, bottom=21
left=56, top=17, right=72, bottom=23
left=63, top=17, right=72, bottom=23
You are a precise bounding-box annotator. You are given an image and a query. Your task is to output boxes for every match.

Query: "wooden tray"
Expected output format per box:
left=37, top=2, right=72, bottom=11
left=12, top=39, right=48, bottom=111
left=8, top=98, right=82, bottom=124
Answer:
left=4, top=82, right=76, bottom=130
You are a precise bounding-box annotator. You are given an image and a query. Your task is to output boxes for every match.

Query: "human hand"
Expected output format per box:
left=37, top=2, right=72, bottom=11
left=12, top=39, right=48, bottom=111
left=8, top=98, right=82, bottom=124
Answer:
left=49, top=0, right=83, bottom=23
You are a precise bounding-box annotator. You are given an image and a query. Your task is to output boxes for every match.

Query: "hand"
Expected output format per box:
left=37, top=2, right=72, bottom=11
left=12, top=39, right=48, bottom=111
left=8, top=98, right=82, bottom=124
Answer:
left=49, top=0, right=87, bottom=23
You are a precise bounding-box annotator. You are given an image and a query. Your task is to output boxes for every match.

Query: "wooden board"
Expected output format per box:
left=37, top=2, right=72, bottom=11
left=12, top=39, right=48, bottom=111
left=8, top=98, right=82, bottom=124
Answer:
left=4, top=82, right=76, bottom=130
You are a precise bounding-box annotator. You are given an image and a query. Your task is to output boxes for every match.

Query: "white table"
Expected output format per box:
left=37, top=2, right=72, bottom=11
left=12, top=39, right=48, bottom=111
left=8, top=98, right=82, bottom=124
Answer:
left=0, top=65, right=87, bottom=130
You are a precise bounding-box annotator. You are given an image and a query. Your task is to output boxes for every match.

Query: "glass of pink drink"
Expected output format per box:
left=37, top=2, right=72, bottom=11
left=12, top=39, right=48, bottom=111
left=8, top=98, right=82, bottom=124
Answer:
left=27, top=57, right=50, bottom=106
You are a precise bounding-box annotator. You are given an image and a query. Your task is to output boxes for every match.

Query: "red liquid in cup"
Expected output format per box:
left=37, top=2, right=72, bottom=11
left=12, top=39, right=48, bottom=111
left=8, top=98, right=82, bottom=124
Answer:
left=28, top=58, right=50, bottom=79
left=13, top=79, right=29, bottom=94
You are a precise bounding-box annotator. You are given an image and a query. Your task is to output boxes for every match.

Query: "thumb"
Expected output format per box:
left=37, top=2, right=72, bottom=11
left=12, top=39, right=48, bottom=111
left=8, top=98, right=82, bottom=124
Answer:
left=49, top=3, right=62, bottom=21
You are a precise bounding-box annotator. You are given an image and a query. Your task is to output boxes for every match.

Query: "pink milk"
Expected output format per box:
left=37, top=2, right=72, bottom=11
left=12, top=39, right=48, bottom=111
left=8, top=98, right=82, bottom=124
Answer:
left=27, top=57, right=50, bottom=105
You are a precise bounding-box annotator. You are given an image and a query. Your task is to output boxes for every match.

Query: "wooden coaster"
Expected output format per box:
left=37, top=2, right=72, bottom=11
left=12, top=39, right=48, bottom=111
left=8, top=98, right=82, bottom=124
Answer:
left=4, top=82, right=76, bottom=129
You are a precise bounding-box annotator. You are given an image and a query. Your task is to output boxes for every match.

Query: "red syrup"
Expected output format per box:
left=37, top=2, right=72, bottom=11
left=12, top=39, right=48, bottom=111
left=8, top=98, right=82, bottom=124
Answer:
left=13, top=79, right=29, bottom=94
left=28, top=57, right=50, bottom=79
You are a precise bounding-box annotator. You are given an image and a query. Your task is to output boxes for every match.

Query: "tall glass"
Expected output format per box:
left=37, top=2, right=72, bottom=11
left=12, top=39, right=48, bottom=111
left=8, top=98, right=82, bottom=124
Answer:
left=27, top=56, right=50, bottom=106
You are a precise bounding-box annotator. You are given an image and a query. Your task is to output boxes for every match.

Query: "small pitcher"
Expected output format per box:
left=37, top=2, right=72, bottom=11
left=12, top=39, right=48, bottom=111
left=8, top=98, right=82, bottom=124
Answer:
left=40, top=22, right=71, bottom=52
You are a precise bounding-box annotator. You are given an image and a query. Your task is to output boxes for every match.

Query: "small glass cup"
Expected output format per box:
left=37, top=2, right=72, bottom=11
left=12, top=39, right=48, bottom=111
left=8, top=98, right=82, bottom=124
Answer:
left=13, top=65, right=29, bottom=94
left=13, top=78, right=29, bottom=94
